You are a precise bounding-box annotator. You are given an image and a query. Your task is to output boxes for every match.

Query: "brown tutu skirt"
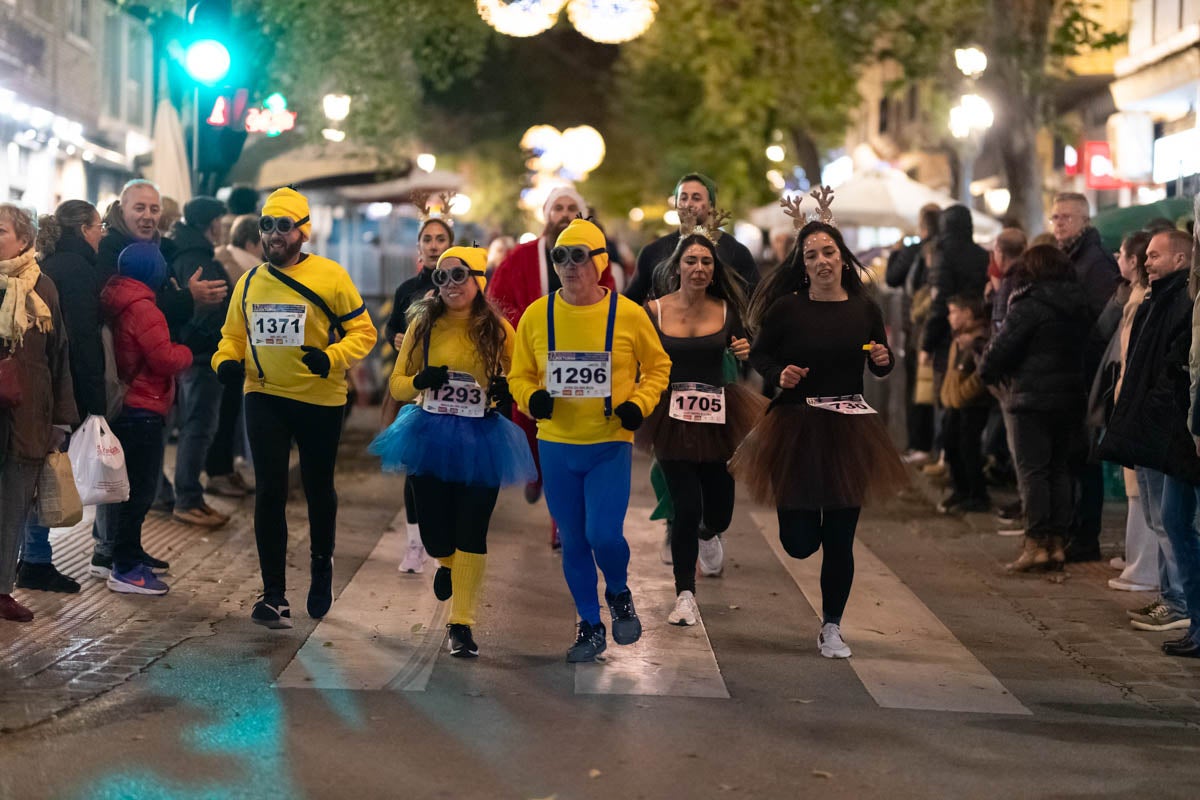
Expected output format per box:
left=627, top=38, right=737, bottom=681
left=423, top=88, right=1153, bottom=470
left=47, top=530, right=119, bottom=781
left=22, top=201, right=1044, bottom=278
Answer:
left=637, top=382, right=769, bottom=462
left=728, top=403, right=908, bottom=509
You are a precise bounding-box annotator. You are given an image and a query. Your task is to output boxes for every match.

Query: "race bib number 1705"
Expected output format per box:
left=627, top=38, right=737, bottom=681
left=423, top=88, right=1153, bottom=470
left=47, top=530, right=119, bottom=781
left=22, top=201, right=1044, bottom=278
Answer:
left=668, top=382, right=726, bottom=424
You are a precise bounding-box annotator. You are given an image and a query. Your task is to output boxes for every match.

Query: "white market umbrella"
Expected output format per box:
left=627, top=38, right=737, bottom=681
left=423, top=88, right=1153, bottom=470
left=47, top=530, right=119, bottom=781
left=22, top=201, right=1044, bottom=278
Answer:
left=750, top=167, right=1002, bottom=241
left=146, top=98, right=192, bottom=203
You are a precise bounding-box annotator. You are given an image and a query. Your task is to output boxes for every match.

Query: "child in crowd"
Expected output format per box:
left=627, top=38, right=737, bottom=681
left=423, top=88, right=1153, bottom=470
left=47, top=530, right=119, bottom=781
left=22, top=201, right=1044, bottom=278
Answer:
left=938, top=295, right=993, bottom=513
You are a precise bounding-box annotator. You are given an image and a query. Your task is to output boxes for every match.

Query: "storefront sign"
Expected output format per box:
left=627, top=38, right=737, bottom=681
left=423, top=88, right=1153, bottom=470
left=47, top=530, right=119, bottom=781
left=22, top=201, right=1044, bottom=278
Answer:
left=1152, top=128, right=1200, bottom=184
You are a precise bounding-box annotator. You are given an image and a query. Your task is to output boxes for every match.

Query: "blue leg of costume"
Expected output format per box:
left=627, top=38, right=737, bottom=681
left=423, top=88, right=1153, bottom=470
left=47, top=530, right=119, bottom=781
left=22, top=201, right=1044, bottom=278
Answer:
left=540, top=441, right=633, bottom=625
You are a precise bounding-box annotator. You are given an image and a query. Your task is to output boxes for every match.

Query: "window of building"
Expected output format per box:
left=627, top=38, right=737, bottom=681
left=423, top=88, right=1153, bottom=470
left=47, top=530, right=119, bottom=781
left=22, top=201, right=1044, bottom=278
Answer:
left=102, top=7, right=151, bottom=131
left=67, top=0, right=91, bottom=41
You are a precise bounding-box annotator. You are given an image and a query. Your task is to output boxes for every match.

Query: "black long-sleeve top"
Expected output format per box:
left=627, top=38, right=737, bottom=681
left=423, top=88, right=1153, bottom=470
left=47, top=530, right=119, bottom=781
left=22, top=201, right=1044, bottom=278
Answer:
left=750, top=292, right=892, bottom=406
left=385, top=268, right=436, bottom=345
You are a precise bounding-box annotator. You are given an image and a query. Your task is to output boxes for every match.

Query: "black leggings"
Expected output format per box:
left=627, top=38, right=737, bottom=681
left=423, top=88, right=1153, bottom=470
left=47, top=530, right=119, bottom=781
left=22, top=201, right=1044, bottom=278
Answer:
left=660, top=460, right=735, bottom=594
left=245, top=393, right=345, bottom=598
left=777, top=506, right=861, bottom=625
left=404, top=476, right=418, bottom=525
left=408, top=475, right=499, bottom=557
left=206, top=380, right=243, bottom=477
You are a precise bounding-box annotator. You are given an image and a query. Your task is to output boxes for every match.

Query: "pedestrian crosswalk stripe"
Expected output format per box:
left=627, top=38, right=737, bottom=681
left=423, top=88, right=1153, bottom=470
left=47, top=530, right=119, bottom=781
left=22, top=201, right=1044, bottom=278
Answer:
left=751, top=511, right=1031, bottom=715
left=574, top=509, right=730, bottom=698
left=275, top=530, right=447, bottom=692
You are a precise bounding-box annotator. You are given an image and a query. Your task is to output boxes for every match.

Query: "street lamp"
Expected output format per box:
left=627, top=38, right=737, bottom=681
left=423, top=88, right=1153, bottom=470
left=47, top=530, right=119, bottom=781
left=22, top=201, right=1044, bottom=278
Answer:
left=322, top=94, right=351, bottom=123
left=950, top=47, right=993, bottom=206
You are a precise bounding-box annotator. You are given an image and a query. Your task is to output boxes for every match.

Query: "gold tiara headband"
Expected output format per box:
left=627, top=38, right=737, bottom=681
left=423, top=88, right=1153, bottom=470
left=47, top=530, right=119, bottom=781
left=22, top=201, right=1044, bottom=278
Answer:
left=412, top=189, right=455, bottom=227
left=677, top=206, right=733, bottom=244
left=780, top=185, right=836, bottom=230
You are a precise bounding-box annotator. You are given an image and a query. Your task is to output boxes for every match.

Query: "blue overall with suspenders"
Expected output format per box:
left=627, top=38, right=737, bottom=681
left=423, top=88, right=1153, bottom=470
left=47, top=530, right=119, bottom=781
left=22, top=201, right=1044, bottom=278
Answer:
left=545, top=287, right=619, bottom=418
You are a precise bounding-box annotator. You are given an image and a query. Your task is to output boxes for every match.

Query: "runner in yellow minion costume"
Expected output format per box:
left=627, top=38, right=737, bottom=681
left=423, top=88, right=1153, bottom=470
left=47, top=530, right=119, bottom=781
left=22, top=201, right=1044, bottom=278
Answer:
left=509, top=217, right=672, bottom=662
left=213, top=187, right=377, bottom=630
left=370, top=246, right=535, bottom=657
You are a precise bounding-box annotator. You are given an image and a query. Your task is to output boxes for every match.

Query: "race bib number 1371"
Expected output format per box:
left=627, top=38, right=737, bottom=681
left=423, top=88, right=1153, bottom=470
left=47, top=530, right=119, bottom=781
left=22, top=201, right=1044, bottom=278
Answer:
left=250, top=303, right=306, bottom=347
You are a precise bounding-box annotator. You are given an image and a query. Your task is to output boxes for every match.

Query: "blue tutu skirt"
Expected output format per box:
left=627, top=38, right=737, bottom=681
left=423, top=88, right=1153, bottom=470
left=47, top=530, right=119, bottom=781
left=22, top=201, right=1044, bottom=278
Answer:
left=369, top=404, right=538, bottom=487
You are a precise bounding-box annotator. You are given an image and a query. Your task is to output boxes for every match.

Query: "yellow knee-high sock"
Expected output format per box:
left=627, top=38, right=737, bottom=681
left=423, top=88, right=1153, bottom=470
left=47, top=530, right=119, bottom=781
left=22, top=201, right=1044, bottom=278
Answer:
left=448, top=551, right=486, bottom=626
left=437, top=554, right=455, bottom=569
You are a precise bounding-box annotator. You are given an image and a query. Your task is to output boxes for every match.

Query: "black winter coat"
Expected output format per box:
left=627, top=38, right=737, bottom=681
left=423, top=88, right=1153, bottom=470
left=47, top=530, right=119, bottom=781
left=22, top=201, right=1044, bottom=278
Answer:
left=39, top=233, right=108, bottom=418
left=979, top=279, right=1092, bottom=412
left=167, top=220, right=231, bottom=362
left=1066, top=226, right=1121, bottom=319
left=97, top=227, right=192, bottom=331
left=1098, top=269, right=1200, bottom=483
left=921, top=206, right=989, bottom=360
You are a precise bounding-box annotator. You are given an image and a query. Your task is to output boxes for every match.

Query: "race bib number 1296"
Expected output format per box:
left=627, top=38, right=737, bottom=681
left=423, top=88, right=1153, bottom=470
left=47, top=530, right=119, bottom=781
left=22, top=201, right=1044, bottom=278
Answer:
left=546, top=351, right=612, bottom=398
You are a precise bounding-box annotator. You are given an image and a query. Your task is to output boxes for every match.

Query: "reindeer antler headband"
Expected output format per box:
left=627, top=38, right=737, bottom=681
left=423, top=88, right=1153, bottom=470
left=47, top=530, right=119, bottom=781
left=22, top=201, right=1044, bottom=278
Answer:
left=678, top=206, right=733, bottom=244
left=411, top=189, right=456, bottom=228
left=779, top=185, right=837, bottom=230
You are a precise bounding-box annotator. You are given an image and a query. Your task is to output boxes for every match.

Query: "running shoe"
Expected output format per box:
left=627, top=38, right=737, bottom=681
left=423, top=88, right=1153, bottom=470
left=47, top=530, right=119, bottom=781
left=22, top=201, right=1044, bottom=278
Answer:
left=251, top=595, right=293, bottom=629
left=433, top=566, right=452, bottom=601
left=994, top=501, right=1023, bottom=523
left=566, top=620, right=607, bottom=663
left=88, top=553, right=113, bottom=579
left=308, top=556, right=333, bottom=619
left=697, top=534, right=724, bottom=577
left=605, top=589, right=642, bottom=645
left=138, top=550, right=170, bottom=573
left=398, top=542, right=427, bottom=574
left=1127, top=600, right=1166, bottom=619
left=668, top=590, right=699, bottom=626
left=107, top=564, right=170, bottom=596
left=447, top=623, right=479, bottom=658
left=1129, top=603, right=1190, bottom=631
left=818, top=623, right=852, bottom=659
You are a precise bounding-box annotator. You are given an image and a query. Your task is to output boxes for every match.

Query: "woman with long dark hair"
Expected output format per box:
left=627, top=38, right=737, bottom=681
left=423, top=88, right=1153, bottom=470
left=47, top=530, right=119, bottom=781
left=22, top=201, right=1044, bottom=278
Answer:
left=370, top=247, right=535, bottom=657
left=980, top=245, right=1091, bottom=572
left=731, top=191, right=906, bottom=658
left=640, top=224, right=766, bottom=625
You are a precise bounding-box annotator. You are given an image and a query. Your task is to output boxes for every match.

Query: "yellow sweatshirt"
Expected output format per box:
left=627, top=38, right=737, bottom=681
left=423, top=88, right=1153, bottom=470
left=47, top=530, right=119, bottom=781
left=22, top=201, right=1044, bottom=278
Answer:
left=390, top=310, right=516, bottom=402
left=510, top=289, right=671, bottom=445
left=212, top=254, right=377, bottom=407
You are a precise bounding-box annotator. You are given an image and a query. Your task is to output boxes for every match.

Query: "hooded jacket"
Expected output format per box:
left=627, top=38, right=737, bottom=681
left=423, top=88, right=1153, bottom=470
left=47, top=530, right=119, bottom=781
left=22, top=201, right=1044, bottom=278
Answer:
left=1065, top=226, right=1121, bottom=320
left=921, top=206, right=989, bottom=359
left=1099, top=268, right=1200, bottom=483
left=979, top=279, right=1092, bottom=412
left=167, top=219, right=231, bottom=362
left=98, top=204, right=192, bottom=330
left=100, top=276, right=194, bottom=416
left=39, top=232, right=108, bottom=418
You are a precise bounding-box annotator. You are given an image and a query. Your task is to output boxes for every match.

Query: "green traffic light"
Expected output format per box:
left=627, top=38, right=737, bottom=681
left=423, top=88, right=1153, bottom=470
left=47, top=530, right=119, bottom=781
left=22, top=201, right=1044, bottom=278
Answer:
left=184, top=39, right=231, bottom=84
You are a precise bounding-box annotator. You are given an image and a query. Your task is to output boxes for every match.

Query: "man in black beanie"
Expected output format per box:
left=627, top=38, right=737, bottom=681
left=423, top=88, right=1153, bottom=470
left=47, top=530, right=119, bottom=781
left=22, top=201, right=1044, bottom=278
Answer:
left=168, top=196, right=234, bottom=528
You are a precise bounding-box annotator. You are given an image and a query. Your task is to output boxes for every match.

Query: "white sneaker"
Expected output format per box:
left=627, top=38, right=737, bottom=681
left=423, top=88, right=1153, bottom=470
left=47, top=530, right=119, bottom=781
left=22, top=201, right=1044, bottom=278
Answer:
left=660, top=527, right=672, bottom=565
left=667, top=590, right=699, bottom=626
left=818, top=623, right=852, bottom=658
left=398, top=542, right=427, bottom=574
left=1108, top=576, right=1158, bottom=592
left=698, top=535, right=724, bottom=577
left=1109, top=556, right=1127, bottom=571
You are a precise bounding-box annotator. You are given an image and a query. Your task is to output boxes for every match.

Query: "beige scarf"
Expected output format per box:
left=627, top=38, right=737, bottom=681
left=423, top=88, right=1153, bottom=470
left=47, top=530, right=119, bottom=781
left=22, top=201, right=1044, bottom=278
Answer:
left=0, top=247, right=53, bottom=348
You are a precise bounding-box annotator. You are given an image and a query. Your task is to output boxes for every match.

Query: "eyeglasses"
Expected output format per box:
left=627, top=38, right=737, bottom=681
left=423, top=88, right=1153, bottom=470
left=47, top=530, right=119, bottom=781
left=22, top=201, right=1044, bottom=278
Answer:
left=551, top=244, right=606, bottom=267
left=432, top=266, right=484, bottom=287
left=1049, top=214, right=1079, bottom=223
left=259, top=215, right=309, bottom=235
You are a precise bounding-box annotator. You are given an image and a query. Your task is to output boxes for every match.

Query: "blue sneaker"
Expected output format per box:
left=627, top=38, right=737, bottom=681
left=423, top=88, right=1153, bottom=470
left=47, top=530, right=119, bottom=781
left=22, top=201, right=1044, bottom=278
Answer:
left=106, top=563, right=170, bottom=596
left=566, top=620, right=607, bottom=663
left=605, top=589, right=642, bottom=645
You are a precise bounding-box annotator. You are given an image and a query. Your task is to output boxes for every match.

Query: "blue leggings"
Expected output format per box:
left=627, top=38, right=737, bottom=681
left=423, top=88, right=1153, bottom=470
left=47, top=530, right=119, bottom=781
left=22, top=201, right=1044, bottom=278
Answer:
left=540, top=441, right=632, bottom=625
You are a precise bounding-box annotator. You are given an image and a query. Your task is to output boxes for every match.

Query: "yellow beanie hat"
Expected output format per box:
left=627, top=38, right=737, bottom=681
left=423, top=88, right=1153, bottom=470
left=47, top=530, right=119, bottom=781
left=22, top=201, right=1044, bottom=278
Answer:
left=262, top=187, right=312, bottom=237
left=437, top=245, right=489, bottom=290
left=554, top=218, right=608, bottom=276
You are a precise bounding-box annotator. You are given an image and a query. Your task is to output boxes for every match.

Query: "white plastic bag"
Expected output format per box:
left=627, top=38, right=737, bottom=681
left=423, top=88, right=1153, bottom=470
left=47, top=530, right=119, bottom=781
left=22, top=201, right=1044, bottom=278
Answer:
left=69, top=415, right=130, bottom=505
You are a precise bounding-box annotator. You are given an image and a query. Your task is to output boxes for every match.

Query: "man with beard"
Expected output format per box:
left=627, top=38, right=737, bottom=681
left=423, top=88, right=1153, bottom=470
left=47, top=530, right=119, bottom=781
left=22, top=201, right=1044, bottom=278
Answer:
left=488, top=187, right=615, bottom=541
left=212, top=187, right=377, bottom=629
left=624, top=173, right=758, bottom=304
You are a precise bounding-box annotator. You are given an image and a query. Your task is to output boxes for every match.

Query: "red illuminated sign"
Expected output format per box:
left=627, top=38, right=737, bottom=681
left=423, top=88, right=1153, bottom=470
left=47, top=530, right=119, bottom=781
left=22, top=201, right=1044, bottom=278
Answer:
left=1083, top=141, right=1132, bottom=190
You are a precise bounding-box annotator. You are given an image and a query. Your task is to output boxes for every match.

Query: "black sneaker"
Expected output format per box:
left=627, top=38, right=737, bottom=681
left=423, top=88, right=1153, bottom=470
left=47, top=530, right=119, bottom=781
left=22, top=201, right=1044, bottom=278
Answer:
left=567, top=620, right=607, bottom=663
left=433, top=566, right=452, bottom=601
left=605, top=589, right=642, bottom=645
left=88, top=553, right=113, bottom=579
left=252, top=595, right=293, bottom=629
left=446, top=623, right=479, bottom=658
left=307, top=557, right=333, bottom=619
left=16, top=561, right=81, bottom=594
left=138, top=550, right=170, bottom=573
left=995, top=501, right=1023, bottom=523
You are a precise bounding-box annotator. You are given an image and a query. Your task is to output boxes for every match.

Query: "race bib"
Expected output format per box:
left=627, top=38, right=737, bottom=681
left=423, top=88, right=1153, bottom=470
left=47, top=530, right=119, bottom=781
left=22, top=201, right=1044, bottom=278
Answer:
left=250, top=303, right=306, bottom=347
left=546, top=352, right=612, bottom=398
left=668, top=382, right=726, bottom=424
left=421, top=371, right=486, bottom=418
left=806, top=394, right=877, bottom=415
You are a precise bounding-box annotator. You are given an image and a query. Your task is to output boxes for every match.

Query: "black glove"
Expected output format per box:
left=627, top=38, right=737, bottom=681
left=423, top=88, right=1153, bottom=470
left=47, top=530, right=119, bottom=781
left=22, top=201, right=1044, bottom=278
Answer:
left=300, top=345, right=331, bottom=379
left=528, top=389, right=554, bottom=420
left=614, top=401, right=643, bottom=431
left=489, top=376, right=513, bottom=417
left=412, top=365, right=450, bottom=391
left=217, top=360, right=244, bottom=386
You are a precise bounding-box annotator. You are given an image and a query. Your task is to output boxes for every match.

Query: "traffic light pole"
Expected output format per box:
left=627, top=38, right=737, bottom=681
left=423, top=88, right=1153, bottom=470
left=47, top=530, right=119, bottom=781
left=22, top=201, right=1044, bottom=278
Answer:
left=192, top=86, right=200, bottom=195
